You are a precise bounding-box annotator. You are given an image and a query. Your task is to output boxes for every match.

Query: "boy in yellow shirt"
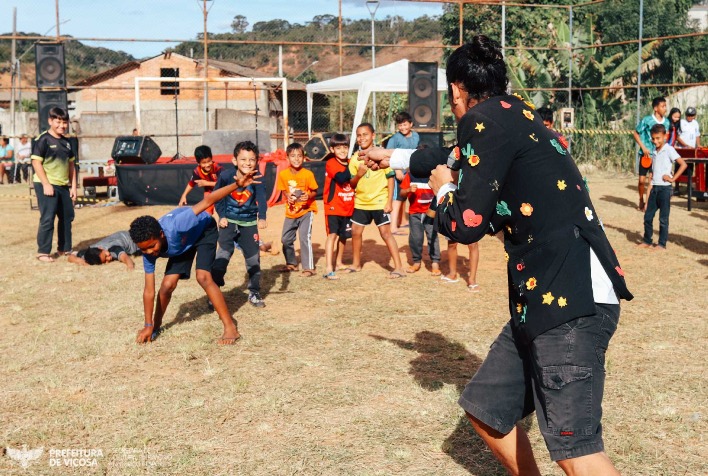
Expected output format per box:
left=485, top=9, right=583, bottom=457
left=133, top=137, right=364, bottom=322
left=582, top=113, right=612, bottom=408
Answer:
left=349, top=123, right=405, bottom=278
left=277, top=143, right=319, bottom=277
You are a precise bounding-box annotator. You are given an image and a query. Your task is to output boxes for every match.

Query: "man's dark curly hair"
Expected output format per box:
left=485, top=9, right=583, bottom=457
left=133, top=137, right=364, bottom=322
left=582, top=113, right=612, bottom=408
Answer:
left=129, top=216, right=162, bottom=243
left=83, top=247, right=104, bottom=265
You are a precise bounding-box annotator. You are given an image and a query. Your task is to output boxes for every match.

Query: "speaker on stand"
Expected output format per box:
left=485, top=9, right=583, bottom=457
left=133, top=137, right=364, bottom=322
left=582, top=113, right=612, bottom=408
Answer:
left=35, top=43, right=66, bottom=89
left=408, top=62, right=439, bottom=130
left=37, top=90, right=68, bottom=133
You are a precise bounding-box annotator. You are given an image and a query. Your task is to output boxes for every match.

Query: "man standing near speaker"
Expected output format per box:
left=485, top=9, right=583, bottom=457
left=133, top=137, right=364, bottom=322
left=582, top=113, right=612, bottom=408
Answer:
left=32, top=107, right=76, bottom=263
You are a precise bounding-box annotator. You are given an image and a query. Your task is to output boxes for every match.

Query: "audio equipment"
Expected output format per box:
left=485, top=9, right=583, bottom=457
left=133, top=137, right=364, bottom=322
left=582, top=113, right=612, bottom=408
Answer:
left=111, top=136, right=162, bottom=164
left=408, top=62, right=439, bottom=130
left=303, top=134, right=329, bottom=161
left=417, top=131, right=443, bottom=149
left=35, top=43, right=66, bottom=89
left=37, top=90, right=68, bottom=133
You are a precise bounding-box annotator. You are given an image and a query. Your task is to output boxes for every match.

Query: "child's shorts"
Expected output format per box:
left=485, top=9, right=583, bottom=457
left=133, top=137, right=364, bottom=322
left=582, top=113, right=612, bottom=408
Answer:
left=351, top=208, right=391, bottom=227
left=326, top=214, right=352, bottom=240
left=165, top=219, right=218, bottom=279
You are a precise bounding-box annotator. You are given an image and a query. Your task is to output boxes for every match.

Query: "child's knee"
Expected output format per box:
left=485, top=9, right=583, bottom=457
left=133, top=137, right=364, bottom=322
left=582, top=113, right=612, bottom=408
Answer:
left=160, top=277, right=179, bottom=295
left=195, top=269, right=213, bottom=287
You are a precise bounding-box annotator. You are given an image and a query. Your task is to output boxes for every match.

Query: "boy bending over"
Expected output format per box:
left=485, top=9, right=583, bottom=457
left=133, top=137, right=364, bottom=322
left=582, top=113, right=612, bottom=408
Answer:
left=129, top=171, right=258, bottom=345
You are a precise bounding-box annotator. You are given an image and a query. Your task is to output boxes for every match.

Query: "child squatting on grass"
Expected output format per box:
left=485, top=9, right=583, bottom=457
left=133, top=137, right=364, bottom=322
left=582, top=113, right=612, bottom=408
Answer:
left=129, top=169, right=260, bottom=345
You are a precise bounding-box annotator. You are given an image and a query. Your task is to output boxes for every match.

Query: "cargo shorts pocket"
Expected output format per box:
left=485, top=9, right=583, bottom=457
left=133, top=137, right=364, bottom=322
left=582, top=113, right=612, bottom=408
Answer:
left=540, top=365, right=593, bottom=437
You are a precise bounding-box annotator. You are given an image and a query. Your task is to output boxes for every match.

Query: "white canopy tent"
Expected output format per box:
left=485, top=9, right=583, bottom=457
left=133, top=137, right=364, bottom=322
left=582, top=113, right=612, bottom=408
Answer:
left=306, top=59, right=447, bottom=154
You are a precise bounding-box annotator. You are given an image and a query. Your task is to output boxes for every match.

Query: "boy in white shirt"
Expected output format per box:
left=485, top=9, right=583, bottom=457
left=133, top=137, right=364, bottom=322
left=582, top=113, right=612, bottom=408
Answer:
left=640, top=124, right=687, bottom=250
left=678, top=106, right=701, bottom=148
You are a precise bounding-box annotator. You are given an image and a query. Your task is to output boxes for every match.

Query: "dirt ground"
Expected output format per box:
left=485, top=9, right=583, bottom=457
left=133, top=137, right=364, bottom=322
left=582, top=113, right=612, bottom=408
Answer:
left=0, top=171, right=706, bottom=475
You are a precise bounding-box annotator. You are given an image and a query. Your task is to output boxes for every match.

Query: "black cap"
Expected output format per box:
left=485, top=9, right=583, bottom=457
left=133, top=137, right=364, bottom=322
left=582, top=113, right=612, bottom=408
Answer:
left=686, top=107, right=697, bottom=116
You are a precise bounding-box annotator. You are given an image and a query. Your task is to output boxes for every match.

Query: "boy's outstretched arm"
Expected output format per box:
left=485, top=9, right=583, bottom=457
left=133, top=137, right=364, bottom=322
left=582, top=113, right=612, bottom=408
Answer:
left=137, top=273, right=156, bottom=343
left=67, top=254, right=88, bottom=266
left=190, top=171, right=260, bottom=215
left=178, top=183, right=194, bottom=206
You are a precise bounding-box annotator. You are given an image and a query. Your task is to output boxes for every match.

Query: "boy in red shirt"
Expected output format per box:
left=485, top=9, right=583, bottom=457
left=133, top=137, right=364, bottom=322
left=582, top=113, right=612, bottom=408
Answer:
left=323, top=133, right=355, bottom=280
left=178, top=145, right=222, bottom=215
left=399, top=172, right=441, bottom=276
left=277, top=143, right=319, bottom=277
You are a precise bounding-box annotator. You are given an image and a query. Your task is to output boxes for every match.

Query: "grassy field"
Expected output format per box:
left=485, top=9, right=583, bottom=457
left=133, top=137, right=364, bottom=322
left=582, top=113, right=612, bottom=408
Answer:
left=0, top=171, right=706, bottom=475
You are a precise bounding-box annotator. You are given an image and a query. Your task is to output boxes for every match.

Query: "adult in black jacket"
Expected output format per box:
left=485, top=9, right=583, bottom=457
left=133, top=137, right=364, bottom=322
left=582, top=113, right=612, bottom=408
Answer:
left=362, top=36, right=632, bottom=475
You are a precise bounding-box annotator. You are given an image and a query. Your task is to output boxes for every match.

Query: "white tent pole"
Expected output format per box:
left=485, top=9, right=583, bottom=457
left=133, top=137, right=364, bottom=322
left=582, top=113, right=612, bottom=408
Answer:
left=350, top=85, right=371, bottom=156
left=306, top=91, right=313, bottom=139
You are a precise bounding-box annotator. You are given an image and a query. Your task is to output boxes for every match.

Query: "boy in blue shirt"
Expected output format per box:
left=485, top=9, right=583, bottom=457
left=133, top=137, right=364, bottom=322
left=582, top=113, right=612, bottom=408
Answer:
left=386, top=112, right=419, bottom=234
left=212, top=141, right=268, bottom=308
left=129, top=170, right=259, bottom=345
left=633, top=97, right=669, bottom=210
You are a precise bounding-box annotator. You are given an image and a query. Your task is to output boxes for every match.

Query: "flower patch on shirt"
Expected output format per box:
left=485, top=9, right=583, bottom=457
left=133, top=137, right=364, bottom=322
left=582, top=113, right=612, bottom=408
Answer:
left=462, top=209, right=483, bottom=227
left=449, top=146, right=461, bottom=162
left=500, top=100, right=512, bottom=109
left=526, top=277, right=537, bottom=290
left=557, top=180, right=567, bottom=191
left=558, top=296, right=568, bottom=308
left=585, top=207, right=594, bottom=221
left=542, top=292, right=555, bottom=305
left=475, top=122, right=485, bottom=133
left=520, top=203, right=534, bottom=216
left=523, top=110, right=534, bottom=121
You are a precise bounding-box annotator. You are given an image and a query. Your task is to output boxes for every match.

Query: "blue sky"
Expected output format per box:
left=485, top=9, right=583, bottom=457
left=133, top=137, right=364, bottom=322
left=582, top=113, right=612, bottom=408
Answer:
left=3, top=0, right=443, bottom=59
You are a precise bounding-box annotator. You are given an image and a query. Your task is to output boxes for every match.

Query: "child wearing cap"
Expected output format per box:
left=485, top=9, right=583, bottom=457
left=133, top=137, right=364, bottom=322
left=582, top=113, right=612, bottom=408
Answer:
left=678, top=106, right=701, bottom=148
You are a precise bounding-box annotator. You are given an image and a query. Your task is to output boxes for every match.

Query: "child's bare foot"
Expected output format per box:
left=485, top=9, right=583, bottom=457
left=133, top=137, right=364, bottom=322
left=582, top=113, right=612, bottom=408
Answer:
left=389, top=270, right=406, bottom=279
left=217, top=329, right=241, bottom=345
left=406, top=263, right=421, bottom=273
left=652, top=245, right=667, bottom=252
left=280, top=264, right=298, bottom=272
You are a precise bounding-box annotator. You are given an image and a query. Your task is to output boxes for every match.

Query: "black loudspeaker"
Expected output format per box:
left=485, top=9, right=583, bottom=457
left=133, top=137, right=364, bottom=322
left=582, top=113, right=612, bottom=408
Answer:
left=303, top=134, right=329, bottom=161
left=111, top=136, right=162, bottom=164
left=418, top=132, right=443, bottom=149
left=38, top=90, right=68, bottom=133
left=35, top=43, right=66, bottom=89
left=408, top=62, right=438, bottom=129
left=67, top=136, right=79, bottom=162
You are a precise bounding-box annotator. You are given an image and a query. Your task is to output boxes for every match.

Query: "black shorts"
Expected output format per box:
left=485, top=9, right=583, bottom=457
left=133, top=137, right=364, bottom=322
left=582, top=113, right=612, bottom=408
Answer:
left=638, top=151, right=652, bottom=177
left=164, top=219, right=218, bottom=280
left=351, top=208, right=391, bottom=227
left=458, top=303, right=620, bottom=461
left=326, top=214, right=352, bottom=240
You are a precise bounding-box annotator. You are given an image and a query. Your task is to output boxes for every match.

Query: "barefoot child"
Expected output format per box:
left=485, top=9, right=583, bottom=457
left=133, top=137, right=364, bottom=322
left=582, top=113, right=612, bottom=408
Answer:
left=129, top=171, right=258, bottom=345
left=349, top=123, right=406, bottom=278
left=178, top=145, right=222, bottom=215
left=68, top=230, right=139, bottom=269
left=323, top=133, right=355, bottom=280
left=399, top=171, right=440, bottom=276
left=211, top=141, right=268, bottom=308
left=277, top=143, right=319, bottom=277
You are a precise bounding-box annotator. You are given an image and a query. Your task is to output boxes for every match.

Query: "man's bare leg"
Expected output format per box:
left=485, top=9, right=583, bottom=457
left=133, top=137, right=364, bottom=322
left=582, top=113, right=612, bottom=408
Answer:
left=466, top=412, right=541, bottom=476
left=196, top=270, right=240, bottom=344
left=557, top=453, right=620, bottom=476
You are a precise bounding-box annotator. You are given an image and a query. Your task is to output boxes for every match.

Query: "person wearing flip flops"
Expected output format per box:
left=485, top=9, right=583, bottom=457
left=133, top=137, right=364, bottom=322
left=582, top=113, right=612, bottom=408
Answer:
left=129, top=171, right=259, bottom=346
left=399, top=171, right=441, bottom=277
left=31, top=107, right=77, bottom=263
left=277, top=143, right=319, bottom=277
left=349, top=123, right=406, bottom=279
left=633, top=97, right=669, bottom=211
left=322, top=134, right=356, bottom=280
left=441, top=240, right=480, bottom=292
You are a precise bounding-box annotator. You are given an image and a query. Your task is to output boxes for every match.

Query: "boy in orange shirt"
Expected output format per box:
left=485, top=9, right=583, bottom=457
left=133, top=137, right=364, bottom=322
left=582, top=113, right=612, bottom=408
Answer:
left=277, top=143, right=319, bottom=277
left=178, top=145, right=222, bottom=215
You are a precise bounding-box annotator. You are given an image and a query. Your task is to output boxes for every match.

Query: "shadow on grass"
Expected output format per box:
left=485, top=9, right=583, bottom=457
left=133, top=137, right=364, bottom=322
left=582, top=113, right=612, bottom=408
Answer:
left=359, top=238, right=403, bottom=271
left=600, top=195, right=639, bottom=210
left=605, top=223, right=708, bottom=258
left=370, top=331, right=509, bottom=475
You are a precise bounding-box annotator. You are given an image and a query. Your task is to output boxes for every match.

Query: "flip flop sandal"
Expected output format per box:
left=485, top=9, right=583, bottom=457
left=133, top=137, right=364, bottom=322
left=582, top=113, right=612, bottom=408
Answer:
left=389, top=271, right=406, bottom=279
left=323, top=272, right=339, bottom=280
left=36, top=254, right=55, bottom=263
left=430, top=269, right=442, bottom=277
left=406, top=265, right=421, bottom=273
left=440, top=275, right=459, bottom=283
left=300, top=270, right=317, bottom=277
left=280, top=264, right=298, bottom=272
left=338, top=267, right=359, bottom=273
left=467, top=284, right=481, bottom=293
